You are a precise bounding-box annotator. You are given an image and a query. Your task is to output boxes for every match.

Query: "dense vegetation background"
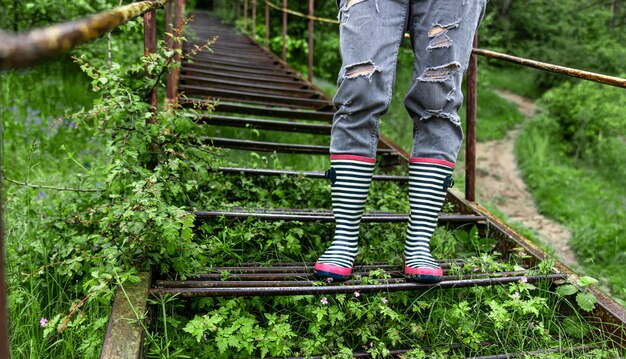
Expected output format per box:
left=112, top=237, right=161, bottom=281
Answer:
left=1, top=0, right=625, bottom=357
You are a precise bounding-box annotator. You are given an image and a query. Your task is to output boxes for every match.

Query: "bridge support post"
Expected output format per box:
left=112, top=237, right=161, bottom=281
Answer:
left=166, top=0, right=175, bottom=104
left=282, top=0, right=287, bottom=61
left=144, top=8, right=158, bottom=117
left=465, top=34, right=478, bottom=202
left=252, top=0, right=257, bottom=38
left=244, top=0, right=248, bottom=33
left=308, top=0, right=314, bottom=81
left=265, top=2, right=270, bottom=48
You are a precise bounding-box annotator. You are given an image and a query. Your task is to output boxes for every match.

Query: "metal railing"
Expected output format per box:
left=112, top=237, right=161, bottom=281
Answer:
left=0, top=1, right=187, bottom=357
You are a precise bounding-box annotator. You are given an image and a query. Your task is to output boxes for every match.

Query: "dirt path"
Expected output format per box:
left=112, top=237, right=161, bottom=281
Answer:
left=475, top=90, right=578, bottom=267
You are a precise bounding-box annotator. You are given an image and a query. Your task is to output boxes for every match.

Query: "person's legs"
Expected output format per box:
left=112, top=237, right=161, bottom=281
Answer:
left=402, top=0, right=487, bottom=282
left=315, top=0, right=410, bottom=281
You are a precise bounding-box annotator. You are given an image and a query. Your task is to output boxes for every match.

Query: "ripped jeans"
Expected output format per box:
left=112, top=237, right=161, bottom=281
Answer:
left=330, top=0, right=487, bottom=163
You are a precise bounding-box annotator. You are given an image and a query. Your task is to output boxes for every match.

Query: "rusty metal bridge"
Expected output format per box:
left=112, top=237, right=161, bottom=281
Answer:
left=1, top=1, right=625, bottom=358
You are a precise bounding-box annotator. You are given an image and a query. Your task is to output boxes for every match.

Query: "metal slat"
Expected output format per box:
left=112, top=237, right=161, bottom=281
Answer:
left=180, top=85, right=329, bottom=108
left=180, top=75, right=318, bottom=95
left=182, top=67, right=309, bottom=86
left=198, top=115, right=331, bottom=134
left=215, top=167, right=409, bottom=181
left=182, top=61, right=297, bottom=78
left=181, top=100, right=335, bottom=120
left=150, top=274, right=566, bottom=297
left=192, top=209, right=485, bottom=223
left=157, top=271, right=532, bottom=285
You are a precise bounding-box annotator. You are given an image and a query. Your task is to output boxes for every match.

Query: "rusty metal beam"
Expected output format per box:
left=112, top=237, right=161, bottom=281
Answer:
left=307, top=0, right=314, bottom=81
left=0, top=0, right=168, bottom=70
left=465, top=35, right=478, bottom=202
left=181, top=67, right=310, bottom=86
left=473, top=48, right=626, bottom=89
left=180, top=85, right=329, bottom=107
left=282, top=0, right=287, bottom=61
left=170, top=0, right=185, bottom=100
left=197, top=115, right=331, bottom=134
left=205, top=137, right=399, bottom=155
left=100, top=272, right=152, bottom=359
left=179, top=99, right=335, bottom=120
left=165, top=0, right=175, bottom=102
left=157, top=271, right=533, bottom=287
left=180, top=75, right=318, bottom=95
left=215, top=167, right=409, bottom=181
left=193, top=208, right=485, bottom=224
left=144, top=9, right=158, bottom=116
left=150, top=273, right=565, bottom=297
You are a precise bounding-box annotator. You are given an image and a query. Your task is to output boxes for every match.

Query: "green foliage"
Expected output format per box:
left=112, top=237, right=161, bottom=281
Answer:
left=541, top=79, right=626, bottom=164
left=67, top=34, right=218, bottom=277
left=0, top=0, right=115, bottom=31
left=480, top=0, right=626, bottom=89
left=516, top=115, right=625, bottom=301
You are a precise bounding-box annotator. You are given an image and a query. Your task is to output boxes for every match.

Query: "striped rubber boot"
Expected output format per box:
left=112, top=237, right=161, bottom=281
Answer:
left=314, top=155, right=375, bottom=282
left=404, top=158, right=455, bottom=283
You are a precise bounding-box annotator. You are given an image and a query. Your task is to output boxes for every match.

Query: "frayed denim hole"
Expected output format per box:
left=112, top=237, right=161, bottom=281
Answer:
left=427, top=35, right=453, bottom=51
left=417, top=62, right=461, bottom=82
left=344, top=61, right=381, bottom=83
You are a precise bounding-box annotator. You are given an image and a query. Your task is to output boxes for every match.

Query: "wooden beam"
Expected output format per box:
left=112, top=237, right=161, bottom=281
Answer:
left=100, top=272, right=152, bottom=359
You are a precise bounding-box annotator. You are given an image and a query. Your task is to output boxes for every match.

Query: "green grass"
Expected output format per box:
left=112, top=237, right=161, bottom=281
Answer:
left=516, top=116, right=626, bottom=303
left=479, top=62, right=544, bottom=99
left=2, top=60, right=111, bottom=358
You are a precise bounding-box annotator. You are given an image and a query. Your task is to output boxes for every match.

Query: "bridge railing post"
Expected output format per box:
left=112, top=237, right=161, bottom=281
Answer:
left=465, top=34, right=478, bottom=202
left=166, top=0, right=185, bottom=104
left=244, top=0, right=249, bottom=34
left=165, top=0, right=175, bottom=103
left=308, top=0, right=314, bottom=82
left=265, top=1, right=270, bottom=48
left=251, top=0, right=257, bottom=38
left=144, top=6, right=158, bottom=118
left=282, top=0, right=287, bottom=61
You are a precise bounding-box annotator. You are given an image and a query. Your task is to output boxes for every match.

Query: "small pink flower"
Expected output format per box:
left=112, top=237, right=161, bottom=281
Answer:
left=326, top=277, right=334, bottom=284
left=473, top=267, right=480, bottom=272
left=320, top=297, right=328, bottom=305
left=39, top=317, right=48, bottom=327
left=354, top=291, right=360, bottom=298
left=528, top=322, right=535, bottom=329
left=512, top=292, right=520, bottom=298
left=381, top=297, right=388, bottom=304
left=520, top=276, right=528, bottom=283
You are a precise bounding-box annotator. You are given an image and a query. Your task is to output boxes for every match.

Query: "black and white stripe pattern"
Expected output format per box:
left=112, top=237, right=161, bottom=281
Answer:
left=316, top=158, right=375, bottom=268
left=404, top=161, right=453, bottom=269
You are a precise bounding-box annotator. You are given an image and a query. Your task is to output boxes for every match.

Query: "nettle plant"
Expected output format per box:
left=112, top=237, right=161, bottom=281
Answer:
left=38, top=26, right=218, bottom=334
left=73, top=35, right=219, bottom=272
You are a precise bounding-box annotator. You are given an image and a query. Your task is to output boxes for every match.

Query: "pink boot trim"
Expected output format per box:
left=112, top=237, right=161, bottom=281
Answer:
left=404, top=266, right=443, bottom=277
left=314, top=262, right=353, bottom=276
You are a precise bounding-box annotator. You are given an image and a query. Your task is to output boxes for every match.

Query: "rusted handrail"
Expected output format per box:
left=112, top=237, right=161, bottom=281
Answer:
left=0, top=0, right=167, bottom=70
left=472, top=48, right=626, bottom=89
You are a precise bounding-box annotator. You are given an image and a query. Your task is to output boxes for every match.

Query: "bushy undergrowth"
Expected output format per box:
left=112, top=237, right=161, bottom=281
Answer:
left=516, top=79, right=626, bottom=302
left=148, top=186, right=617, bottom=358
